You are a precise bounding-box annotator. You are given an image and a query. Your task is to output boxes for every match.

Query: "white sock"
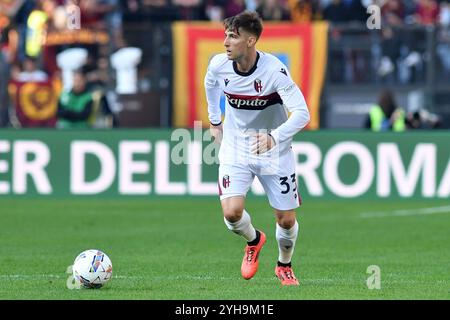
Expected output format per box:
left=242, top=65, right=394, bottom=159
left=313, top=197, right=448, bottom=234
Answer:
left=276, top=220, right=299, bottom=264
left=223, top=209, right=257, bottom=242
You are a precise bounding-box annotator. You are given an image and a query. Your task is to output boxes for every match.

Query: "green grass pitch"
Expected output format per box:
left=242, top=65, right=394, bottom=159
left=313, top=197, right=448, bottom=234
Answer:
left=0, top=198, right=448, bottom=299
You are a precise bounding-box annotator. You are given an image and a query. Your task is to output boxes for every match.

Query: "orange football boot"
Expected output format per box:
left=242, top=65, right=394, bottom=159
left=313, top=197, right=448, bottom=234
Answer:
left=275, top=265, right=299, bottom=286
left=241, top=231, right=266, bottom=280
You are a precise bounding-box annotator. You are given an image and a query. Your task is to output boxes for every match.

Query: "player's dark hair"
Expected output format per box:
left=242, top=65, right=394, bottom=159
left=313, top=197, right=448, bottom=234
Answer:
left=223, top=11, right=263, bottom=40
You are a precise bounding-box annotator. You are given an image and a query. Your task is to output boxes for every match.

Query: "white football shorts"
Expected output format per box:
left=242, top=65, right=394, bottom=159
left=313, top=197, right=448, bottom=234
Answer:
left=218, top=148, right=301, bottom=210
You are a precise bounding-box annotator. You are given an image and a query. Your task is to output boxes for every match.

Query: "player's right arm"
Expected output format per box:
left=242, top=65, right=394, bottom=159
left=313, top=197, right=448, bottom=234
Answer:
left=209, top=122, right=223, bottom=145
left=204, top=56, right=223, bottom=144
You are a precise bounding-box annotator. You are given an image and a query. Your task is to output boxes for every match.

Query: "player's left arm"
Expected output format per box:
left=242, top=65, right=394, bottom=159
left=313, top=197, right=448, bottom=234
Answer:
left=269, top=66, right=310, bottom=146
left=251, top=66, right=310, bottom=155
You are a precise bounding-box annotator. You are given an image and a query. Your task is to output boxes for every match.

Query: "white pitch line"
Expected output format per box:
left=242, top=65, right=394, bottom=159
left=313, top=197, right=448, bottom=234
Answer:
left=0, top=274, right=63, bottom=279
left=0, top=274, right=235, bottom=281
left=361, top=205, right=450, bottom=218
left=0, top=275, right=433, bottom=286
left=0, top=275, right=150, bottom=279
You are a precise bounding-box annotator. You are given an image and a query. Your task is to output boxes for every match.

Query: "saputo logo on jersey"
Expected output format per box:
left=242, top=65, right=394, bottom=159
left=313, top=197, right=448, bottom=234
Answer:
left=224, top=91, right=282, bottom=110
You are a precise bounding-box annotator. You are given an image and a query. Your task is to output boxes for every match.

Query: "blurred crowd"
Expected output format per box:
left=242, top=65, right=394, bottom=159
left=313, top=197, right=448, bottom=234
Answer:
left=0, top=0, right=123, bottom=127
left=0, top=0, right=449, bottom=128
left=119, top=0, right=450, bottom=25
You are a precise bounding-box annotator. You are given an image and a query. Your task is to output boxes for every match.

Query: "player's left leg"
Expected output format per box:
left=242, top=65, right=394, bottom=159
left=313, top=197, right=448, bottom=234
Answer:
left=274, top=209, right=299, bottom=286
left=255, top=149, right=301, bottom=285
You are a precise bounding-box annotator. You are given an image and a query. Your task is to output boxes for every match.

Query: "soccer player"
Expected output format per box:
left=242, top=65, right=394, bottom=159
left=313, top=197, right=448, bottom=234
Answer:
left=204, top=11, right=310, bottom=285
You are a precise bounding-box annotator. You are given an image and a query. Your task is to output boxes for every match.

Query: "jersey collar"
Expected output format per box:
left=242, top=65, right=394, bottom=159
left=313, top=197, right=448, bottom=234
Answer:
left=233, top=51, right=260, bottom=77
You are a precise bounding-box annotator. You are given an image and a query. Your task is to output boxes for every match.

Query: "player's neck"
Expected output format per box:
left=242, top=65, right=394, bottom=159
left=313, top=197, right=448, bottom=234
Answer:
left=235, top=50, right=258, bottom=73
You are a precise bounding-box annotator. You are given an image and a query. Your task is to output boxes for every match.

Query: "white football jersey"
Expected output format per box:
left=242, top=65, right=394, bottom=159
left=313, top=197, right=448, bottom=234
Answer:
left=205, top=51, right=310, bottom=160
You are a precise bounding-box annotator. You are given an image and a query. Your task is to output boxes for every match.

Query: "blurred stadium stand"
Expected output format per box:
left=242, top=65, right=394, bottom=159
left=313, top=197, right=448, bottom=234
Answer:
left=322, top=23, right=450, bottom=129
left=119, top=21, right=173, bottom=127
left=0, top=0, right=449, bottom=129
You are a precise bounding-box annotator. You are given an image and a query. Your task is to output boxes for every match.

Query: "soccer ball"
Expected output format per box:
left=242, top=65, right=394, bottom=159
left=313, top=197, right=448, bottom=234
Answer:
left=72, top=249, right=113, bottom=289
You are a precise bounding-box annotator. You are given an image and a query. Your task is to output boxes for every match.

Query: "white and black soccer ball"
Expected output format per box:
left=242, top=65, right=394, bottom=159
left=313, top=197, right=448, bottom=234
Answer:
left=72, top=249, right=113, bottom=289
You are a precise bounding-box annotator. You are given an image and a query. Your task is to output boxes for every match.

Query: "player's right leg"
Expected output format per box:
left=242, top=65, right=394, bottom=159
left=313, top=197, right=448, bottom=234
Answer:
left=218, top=164, right=266, bottom=280
left=255, top=149, right=301, bottom=285
left=220, top=196, right=266, bottom=280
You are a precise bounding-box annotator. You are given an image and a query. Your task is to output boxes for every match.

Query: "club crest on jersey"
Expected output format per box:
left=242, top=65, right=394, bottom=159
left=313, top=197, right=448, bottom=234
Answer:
left=222, top=175, right=230, bottom=188
left=254, top=79, right=263, bottom=93
left=224, top=78, right=230, bottom=86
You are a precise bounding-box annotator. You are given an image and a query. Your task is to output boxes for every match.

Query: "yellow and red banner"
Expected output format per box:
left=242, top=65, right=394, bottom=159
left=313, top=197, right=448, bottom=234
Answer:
left=8, top=80, right=61, bottom=127
left=172, top=22, right=328, bottom=129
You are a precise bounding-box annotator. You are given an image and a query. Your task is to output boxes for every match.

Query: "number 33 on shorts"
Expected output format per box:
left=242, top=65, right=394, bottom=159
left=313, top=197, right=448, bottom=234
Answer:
left=279, top=174, right=297, bottom=196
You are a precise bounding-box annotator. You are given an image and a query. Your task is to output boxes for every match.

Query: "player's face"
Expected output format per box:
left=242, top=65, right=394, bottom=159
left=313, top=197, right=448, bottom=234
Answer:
left=224, top=29, right=253, bottom=61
